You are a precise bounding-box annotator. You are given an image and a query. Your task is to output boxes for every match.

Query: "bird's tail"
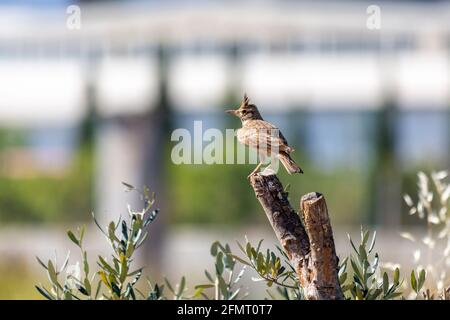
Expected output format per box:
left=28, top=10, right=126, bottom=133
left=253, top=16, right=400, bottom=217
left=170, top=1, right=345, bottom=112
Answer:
left=278, top=152, right=304, bottom=174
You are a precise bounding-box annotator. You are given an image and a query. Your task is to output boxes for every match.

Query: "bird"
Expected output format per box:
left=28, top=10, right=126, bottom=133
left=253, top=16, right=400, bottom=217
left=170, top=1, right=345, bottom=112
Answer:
left=226, top=94, right=303, bottom=178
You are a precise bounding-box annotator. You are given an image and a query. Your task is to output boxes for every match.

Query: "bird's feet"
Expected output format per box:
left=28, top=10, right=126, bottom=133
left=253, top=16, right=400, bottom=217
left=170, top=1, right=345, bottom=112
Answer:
left=247, top=162, right=263, bottom=180
left=247, top=170, right=258, bottom=181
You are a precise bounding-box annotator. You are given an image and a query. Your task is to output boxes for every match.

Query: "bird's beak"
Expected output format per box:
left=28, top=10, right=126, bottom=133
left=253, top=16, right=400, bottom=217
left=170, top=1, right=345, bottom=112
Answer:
left=225, top=109, right=238, bottom=116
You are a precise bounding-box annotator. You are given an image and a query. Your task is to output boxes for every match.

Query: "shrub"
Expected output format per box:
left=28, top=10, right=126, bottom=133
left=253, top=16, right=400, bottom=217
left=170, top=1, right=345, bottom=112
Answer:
left=401, top=171, right=450, bottom=299
left=36, top=175, right=450, bottom=300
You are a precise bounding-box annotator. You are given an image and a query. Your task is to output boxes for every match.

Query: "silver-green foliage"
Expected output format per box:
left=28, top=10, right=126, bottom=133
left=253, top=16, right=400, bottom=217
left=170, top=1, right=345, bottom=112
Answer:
left=35, top=183, right=248, bottom=300
left=194, top=241, right=247, bottom=300
left=339, top=228, right=403, bottom=300
left=36, top=179, right=441, bottom=300
left=232, top=238, right=303, bottom=300
left=402, top=171, right=450, bottom=298
left=36, top=184, right=161, bottom=300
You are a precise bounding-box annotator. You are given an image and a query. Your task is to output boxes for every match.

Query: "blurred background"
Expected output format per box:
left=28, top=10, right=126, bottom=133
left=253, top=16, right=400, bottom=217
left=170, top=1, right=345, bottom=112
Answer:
left=0, top=0, right=449, bottom=299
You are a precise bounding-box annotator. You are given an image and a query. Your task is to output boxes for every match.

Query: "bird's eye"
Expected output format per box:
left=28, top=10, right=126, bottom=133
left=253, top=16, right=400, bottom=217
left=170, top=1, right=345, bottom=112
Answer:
left=242, top=110, right=247, bottom=114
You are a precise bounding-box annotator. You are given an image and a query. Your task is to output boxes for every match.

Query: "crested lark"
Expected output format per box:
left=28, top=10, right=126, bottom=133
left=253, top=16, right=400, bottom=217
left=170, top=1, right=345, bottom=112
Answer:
left=226, top=94, right=303, bottom=178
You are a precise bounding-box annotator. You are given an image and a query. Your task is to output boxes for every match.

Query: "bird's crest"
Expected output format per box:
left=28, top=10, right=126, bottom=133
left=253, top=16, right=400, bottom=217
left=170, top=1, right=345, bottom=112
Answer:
left=241, top=93, right=251, bottom=109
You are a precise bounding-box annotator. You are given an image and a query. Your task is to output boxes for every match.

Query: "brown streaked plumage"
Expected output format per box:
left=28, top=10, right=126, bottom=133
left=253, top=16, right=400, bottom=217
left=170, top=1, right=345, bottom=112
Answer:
left=226, top=94, right=303, bottom=177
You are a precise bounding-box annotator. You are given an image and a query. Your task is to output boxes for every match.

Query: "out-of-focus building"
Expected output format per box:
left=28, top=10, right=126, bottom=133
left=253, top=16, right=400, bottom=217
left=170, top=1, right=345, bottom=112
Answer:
left=1, top=0, right=450, bottom=213
left=0, top=0, right=450, bottom=299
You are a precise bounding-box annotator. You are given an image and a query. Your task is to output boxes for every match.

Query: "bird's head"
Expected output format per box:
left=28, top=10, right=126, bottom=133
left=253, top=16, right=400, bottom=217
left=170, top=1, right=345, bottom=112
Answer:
left=226, top=94, right=262, bottom=121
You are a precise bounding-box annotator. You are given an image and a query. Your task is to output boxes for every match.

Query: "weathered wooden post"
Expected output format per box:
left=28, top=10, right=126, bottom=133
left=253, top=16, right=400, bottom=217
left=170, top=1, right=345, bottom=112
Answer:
left=249, top=173, right=344, bottom=300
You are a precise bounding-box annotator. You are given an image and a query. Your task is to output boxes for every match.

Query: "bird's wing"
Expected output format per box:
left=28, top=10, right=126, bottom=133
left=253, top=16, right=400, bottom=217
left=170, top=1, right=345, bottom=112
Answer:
left=241, top=120, right=292, bottom=153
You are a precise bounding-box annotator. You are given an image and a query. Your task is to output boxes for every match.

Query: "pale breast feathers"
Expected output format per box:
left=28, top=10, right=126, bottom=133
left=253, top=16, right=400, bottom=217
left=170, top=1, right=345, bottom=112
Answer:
left=237, top=120, right=292, bottom=153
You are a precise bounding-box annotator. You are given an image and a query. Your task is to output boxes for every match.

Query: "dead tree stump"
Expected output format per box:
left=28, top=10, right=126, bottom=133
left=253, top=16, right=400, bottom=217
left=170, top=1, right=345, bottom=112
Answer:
left=249, top=173, right=344, bottom=300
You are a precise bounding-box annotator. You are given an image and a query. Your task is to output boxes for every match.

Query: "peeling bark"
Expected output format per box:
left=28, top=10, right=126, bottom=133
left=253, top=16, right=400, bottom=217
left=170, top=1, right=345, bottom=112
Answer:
left=249, top=173, right=344, bottom=300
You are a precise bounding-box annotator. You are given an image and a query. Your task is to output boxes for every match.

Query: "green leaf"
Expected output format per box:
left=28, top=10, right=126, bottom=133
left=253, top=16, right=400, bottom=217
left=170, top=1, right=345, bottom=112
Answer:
left=113, top=259, right=120, bottom=273
left=60, top=251, right=71, bottom=273
left=215, top=252, right=224, bottom=275
left=339, top=257, right=348, bottom=273
left=125, top=243, right=135, bottom=258
left=385, top=291, right=403, bottom=299
left=418, top=269, right=426, bottom=291
left=126, top=268, right=141, bottom=277
left=368, top=288, right=382, bottom=300
left=94, top=280, right=103, bottom=299
left=131, top=270, right=142, bottom=287
left=411, top=270, right=417, bottom=292
left=177, top=276, right=186, bottom=297
left=191, top=287, right=205, bottom=299
left=382, top=272, right=389, bottom=294
left=245, top=242, right=252, bottom=258
left=229, top=288, right=241, bottom=300
left=368, top=231, right=377, bottom=253
left=231, top=254, right=251, bottom=267
left=108, top=221, right=116, bottom=242
left=270, top=252, right=277, bottom=264
left=84, top=278, right=92, bottom=296
left=257, top=252, right=265, bottom=274
left=164, top=278, right=175, bottom=294
left=47, top=260, right=58, bottom=286
left=348, top=234, right=358, bottom=254
left=277, top=266, right=285, bottom=276
left=119, top=254, right=128, bottom=283
left=204, top=270, right=214, bottom=283
left=91, top=211, right=107, bottom=236
left=143, top=210, right=159, bottom=227
left=98, top=271, right=110, bottom=288
left=79, top=226, right=85, bottom=245
left=350, top=259, right=363, bottom=281
left=35, top=285, right=55, bottom=300
left=339, top=272, right=347, bottom=285
left=355, top=285, right=364, bottom=300
left=353, top=274, right=363, bottom=289
left=251, top=247, right=257, bottom=259
left=63, top=289, right=73, bottom=300
left=236, top=241, right=246, bottom=254
left=154, top=283, right=164, bottom=299
left=341, top=284, right=353, bottom=293
left=121, top=221, right=128, bottom=241
left=125, top=283, right=136, bottom=300
left=195, top=284, right=215, bottom=289
left=132, top=228, right=142, bottom=245
left=67, top=230, right=79, bottom=247
left=77, top=285, right=89, bottom=296
left=373, top=253, right=379, bottom=270
left=217, top=275, right=228, bottom=298
left=135, top=232, right=148, bottom=248
left=83, top=251, right=89, bottom=276
left=362, top=229, right=369, bottom=246
left=393, top=268, right=400, bottom=285
left=358, top=244, right=367, bottom=262
left=256, top=239, right=264, bottom=252
left=111, top=282, right=121, bottom=297
left=210, top=242, right=219, bottom=257
left=98, top=256, right=116, bottom=275
left=265, top=249, right=271, bottom=266
left=36, top=256, right=48, bottom=270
